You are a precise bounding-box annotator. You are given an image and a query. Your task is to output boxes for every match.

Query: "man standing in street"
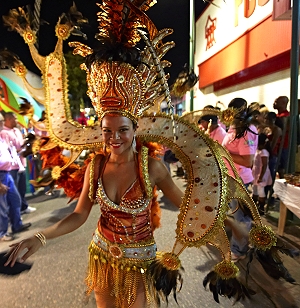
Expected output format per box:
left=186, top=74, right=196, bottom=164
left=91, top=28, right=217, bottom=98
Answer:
left=273, top=96, right=290, bottom=178
left=0, top=132, right=31, bottom=241
left=0, top=112, right=36, bottom=214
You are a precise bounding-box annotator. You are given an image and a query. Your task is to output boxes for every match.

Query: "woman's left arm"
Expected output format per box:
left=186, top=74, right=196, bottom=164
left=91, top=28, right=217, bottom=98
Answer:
left=149, top=157, right=183, bottom=208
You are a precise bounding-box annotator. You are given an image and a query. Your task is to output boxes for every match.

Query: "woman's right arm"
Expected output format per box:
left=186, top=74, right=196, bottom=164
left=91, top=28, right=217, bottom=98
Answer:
left=5, top=163, right=94, bottom=267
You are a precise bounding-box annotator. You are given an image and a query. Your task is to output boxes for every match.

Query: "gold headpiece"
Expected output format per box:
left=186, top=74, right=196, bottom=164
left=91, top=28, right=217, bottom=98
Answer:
left=69, top=0, right=174, bottom=123
left=86, top=61, right=146, bottom=123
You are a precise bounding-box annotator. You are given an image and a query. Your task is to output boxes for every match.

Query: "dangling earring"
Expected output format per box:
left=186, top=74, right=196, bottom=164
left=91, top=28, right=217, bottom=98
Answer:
left=132, top=135, right=137, bottom=153
left=103, top=142, right=106, bottom=154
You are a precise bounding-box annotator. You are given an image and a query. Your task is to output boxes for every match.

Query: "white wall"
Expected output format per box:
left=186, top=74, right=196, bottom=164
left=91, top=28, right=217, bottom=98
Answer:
left=195, top=0, right=273, bottom=67
left=193, top=68, right=296, bottom=111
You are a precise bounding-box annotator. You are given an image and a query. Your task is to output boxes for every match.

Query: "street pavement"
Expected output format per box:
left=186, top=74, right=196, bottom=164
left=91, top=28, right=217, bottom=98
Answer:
left=1, top=168, right=300, bottom=308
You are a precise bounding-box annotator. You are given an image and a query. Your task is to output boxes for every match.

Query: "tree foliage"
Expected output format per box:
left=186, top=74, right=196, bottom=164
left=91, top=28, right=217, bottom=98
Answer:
left=64, top=51, right=89, bottom=118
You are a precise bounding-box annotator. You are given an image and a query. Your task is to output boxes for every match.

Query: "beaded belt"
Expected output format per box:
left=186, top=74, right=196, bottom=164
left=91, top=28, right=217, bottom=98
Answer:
left=92, top=229, right=157, bottom=260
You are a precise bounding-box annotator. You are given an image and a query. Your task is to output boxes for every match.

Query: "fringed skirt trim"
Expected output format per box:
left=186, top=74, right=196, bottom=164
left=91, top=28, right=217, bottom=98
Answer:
left=85, top=232, right=158, bottom=308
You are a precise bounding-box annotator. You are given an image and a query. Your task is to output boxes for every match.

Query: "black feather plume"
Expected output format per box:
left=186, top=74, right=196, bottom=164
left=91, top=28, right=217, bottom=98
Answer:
left=247, top=245, right=297, bottom=284
left=147, top=258, right=184, bottom=305
left=0, top=49, right=21, bottom=70
left=203, top=270, right=255, bottom=303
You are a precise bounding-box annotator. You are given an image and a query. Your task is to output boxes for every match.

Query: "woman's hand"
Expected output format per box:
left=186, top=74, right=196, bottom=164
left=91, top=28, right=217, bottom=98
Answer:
left=0, top=183, right=8, bottom=195
left=4, top=236, right=43, bottom=267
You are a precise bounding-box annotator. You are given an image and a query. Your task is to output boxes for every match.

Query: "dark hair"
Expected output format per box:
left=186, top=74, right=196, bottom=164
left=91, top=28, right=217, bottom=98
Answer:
left=266, top=112, right=283, bottom=130
left=228, top=97, right=247, bottom=110
left=274, top=117, right=284, bottom=130
left=228, top=98, right=257, bottom=139
left=266, top=112, right=276, bottom=122
left=258, top=133, right=271, bottom=155
left=198, top=105, right=218, bottom=124
left=3, top=112, right=14, bottom=120
left=198, top=114, right=218, bottom=124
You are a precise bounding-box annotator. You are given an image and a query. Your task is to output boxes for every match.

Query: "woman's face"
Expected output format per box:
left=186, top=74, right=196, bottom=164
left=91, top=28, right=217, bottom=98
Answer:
left=198, top=119, right=209, bottom=130
left=101, top=115, right=135, bottom=155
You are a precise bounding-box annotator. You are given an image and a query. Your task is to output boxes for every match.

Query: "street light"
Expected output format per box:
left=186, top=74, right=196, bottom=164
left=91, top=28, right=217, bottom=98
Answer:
left=189, top=0, right=195, bottom=112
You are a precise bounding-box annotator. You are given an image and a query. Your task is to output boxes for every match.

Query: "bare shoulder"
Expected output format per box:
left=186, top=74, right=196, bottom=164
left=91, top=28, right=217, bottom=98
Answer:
left=148, top=156, right=164, bottom=173
left=148, top=156, right=169, bottom=184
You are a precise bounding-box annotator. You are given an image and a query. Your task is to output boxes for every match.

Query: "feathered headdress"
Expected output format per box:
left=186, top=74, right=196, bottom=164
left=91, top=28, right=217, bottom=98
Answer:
left=69, top=0, right=174, bottom=123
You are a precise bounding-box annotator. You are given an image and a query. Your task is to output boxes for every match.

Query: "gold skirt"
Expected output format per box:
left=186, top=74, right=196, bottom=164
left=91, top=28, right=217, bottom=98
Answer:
left=86, top=230, right=157, bottom=308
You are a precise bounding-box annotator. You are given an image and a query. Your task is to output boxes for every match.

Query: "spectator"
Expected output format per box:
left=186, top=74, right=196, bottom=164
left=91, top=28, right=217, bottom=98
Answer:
left=222, top=98, right=258, bottom=262
left=34, top=110, right=49, bottom=137
left=273, top=96, right=290, bottom=178
left=264, top=112, right=282, bottom=182
left=0, top=136, right=31, bottom=241
left=198, top=113, right=226, bottom=144
left=256, top=106, right=269, bottom=133
left=0, top=112, right=36, bottom=214
left=252, top=134, right=272, bottom=215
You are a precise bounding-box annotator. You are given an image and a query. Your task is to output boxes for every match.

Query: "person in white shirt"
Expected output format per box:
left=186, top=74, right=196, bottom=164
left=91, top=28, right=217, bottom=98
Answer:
left=0, top=136, right=31, bottom=241
left=0, top=112, right=36, bottom=214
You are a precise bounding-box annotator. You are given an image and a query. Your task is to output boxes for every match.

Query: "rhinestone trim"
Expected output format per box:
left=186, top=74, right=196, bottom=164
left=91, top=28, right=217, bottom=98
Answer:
left=93, top=230, right=157, bottom=260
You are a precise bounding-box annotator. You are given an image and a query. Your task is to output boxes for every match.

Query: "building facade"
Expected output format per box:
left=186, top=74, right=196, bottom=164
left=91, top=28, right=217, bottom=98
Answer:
left=193, top=0, right=294, bottom=111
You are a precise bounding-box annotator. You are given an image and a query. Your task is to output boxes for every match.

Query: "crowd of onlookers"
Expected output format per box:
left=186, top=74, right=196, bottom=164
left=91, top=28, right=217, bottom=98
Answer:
left=196, top=96, right=290, bottom=207
left=172, top=96, right=291, bottom=262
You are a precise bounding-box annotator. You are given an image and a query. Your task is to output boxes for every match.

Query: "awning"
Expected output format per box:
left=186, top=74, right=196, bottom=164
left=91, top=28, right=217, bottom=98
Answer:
left=0, top=77, right=26, bottom=127
left=0, top=75, right=42, bottom=127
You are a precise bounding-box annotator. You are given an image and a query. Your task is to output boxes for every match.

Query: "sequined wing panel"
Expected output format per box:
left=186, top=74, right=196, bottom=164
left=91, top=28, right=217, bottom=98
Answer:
left=137, top=114, right=229, bottom=248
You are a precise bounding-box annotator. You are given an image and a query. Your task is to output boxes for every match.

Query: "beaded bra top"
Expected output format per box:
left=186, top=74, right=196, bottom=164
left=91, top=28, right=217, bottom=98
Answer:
left=96, top=178, right=151, bottom=215
left=95, top=152, right=154, bottom=244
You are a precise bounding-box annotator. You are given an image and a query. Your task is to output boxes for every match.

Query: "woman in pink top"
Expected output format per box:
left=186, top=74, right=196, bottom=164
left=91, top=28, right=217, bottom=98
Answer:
left=222, top=98, right=258, bottom=262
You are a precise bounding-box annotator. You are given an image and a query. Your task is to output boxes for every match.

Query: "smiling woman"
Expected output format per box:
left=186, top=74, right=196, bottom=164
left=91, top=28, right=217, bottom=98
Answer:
left=2, top=1, right=185, bottom=307
left=1, top=1, right=285, bottom=308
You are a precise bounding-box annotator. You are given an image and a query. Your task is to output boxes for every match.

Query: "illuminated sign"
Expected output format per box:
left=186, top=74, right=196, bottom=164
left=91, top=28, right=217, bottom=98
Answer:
left=195, top=0, right=273, bottom=64
left=205, top=16, right=217, bottom=50
left=235, top=0, right=270, bottom=26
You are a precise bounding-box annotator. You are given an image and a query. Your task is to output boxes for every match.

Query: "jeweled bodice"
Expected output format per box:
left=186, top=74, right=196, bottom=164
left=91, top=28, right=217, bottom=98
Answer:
left=96, top=170, right=154, bottom=244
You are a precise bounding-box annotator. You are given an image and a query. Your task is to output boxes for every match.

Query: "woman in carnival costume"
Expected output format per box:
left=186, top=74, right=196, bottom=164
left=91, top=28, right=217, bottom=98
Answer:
left=3, top=1, right=293, bottom=307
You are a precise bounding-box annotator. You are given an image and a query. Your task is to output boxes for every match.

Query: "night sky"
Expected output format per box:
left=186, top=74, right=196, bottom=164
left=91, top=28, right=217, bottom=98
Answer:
left=0, top=0, right=208, bottom=85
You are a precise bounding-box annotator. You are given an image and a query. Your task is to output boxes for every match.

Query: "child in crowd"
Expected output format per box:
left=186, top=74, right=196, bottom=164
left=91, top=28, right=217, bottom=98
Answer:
left=252, top=133, right=272, bottom=214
